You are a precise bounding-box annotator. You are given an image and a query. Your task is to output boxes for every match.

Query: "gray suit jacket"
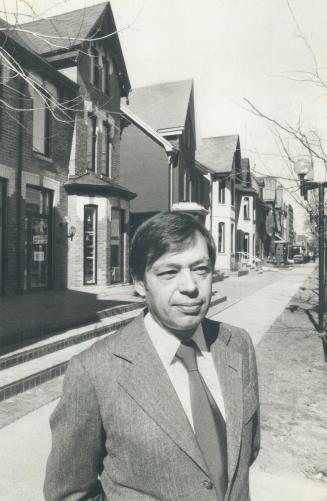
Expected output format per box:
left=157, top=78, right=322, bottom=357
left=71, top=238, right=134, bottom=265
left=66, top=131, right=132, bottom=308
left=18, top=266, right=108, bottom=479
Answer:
left=44, top=313, right=260, bottom=501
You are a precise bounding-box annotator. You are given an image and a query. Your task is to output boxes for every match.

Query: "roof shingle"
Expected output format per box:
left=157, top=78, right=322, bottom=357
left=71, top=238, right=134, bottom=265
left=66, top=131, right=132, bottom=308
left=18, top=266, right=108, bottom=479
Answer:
left=18, top=2, right=108, bottom=54
left=196, top=135, right=240, bottom=174
left=126, top=79, right=193, bottom=132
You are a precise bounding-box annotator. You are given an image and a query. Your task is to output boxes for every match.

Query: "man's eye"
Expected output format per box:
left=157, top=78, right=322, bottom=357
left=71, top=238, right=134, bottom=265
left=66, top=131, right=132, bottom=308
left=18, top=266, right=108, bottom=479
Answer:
left=158, top=270, right=177, bottom=278
left=193, top=266, right=210, bottom=275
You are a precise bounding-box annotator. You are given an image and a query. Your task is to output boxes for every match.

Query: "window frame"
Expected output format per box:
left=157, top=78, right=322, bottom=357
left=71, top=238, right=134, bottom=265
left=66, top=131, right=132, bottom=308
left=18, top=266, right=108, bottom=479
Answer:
left=32, top=88, right=52, bottom=158
left=243, top=197, right=250, bottom=220
left=102, top=121, right=112, bottom=178
left=87, top=114, right=97, bottom=172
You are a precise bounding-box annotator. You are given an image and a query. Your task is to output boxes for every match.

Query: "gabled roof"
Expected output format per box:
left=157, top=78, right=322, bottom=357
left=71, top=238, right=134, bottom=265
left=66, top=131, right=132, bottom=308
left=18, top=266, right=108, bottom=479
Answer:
left=126, top=79, right=193, bottom=132
left=18, top=2, right=108, bottom=54
left=196, top=135, right=240, bottom=174
left=0, top=18, right=78, bottom=94
left=65, top=171, right=136, bottom=200
left=17, top=2, right=130, bottom=96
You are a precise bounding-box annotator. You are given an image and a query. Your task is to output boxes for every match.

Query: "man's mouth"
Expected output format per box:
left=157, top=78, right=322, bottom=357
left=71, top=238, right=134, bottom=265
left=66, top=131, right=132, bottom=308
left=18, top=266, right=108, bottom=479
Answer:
left=175, top=303, right=203, bottom=313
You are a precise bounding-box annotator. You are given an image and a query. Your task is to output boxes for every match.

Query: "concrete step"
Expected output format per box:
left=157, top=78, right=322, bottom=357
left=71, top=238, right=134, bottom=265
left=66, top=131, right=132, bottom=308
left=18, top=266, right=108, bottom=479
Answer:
left=0, top=295, right=227, bottom=402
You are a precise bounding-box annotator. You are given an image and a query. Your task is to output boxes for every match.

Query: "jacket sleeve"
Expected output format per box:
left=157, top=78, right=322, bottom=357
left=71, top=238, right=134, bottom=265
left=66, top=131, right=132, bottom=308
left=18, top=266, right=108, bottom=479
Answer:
left=44, top=355, right=106, bottom=501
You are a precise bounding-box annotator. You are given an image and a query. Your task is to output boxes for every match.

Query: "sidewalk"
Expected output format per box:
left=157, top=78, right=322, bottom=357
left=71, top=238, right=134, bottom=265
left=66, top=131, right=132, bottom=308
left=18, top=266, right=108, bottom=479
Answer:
left=1, top=264, right=326, bottom=501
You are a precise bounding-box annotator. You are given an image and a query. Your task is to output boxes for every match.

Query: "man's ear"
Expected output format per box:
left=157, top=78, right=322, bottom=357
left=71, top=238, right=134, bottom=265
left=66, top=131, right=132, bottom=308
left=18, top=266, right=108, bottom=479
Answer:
left=133, top=277, right=146, bottom=298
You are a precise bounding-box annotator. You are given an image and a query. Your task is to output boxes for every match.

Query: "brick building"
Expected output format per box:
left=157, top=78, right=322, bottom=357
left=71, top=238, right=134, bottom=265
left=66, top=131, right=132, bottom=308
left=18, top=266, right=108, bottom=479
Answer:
left=0, top=18, right=78, bottom=294
left=0, top=2, right=135, bottom=293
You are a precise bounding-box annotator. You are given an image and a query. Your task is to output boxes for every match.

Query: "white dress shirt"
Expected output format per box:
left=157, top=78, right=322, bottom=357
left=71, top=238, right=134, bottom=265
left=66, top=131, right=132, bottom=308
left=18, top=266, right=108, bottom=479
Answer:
left=144, top=312, right=226, bottom=430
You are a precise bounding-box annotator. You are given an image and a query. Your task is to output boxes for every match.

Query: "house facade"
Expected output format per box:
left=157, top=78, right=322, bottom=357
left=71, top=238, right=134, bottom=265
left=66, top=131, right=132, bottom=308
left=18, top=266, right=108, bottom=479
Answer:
left=0, top=18, right=78, bottom=294
left=119, top=80, right=210, bottom=235
left=196, top=135, right=240, bottom=270
left=0, top=2, right=135, bottom=294
left=235, top=158, right=257, bottom=261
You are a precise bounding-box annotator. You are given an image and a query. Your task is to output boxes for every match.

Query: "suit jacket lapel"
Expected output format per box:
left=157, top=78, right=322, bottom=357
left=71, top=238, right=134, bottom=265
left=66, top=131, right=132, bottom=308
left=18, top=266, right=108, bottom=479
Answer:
left=115, top=314, right=209, bottom=476
left=205, top=320, right=243, bottom=488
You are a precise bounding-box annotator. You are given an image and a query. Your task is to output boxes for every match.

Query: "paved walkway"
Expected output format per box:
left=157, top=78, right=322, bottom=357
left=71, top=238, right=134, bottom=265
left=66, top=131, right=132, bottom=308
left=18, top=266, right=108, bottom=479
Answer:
left=1, top=264, right=324, bottom=501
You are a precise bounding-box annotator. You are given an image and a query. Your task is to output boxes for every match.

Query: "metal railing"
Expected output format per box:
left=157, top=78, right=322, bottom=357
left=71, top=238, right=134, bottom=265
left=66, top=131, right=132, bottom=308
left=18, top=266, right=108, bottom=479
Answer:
left=236, top=251, right=262, bottom=271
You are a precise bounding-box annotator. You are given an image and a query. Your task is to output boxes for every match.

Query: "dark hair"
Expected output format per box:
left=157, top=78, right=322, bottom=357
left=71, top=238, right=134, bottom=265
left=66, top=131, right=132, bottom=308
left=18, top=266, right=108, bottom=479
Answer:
left=130, top=211, right=216, bottom=280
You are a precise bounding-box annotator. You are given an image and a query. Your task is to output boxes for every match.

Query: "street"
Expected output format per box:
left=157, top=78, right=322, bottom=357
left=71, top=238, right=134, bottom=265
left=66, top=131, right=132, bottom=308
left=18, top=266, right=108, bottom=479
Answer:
left=1, top=264, right=326, bottom=501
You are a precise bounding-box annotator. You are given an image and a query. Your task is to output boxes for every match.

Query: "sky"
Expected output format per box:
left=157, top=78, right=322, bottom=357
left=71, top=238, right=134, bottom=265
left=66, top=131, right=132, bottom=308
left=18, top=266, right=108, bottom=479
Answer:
left=3, top=0, right=327, bottom=232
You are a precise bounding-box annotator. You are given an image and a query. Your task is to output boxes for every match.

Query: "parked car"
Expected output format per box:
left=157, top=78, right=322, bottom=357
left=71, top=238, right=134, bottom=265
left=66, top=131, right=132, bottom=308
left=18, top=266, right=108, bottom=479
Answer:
left=293, top=254, right=304, bottom=264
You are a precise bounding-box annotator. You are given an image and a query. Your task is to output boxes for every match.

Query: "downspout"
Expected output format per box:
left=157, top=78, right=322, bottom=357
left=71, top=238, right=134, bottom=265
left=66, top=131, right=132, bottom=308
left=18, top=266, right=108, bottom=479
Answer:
left=16, top=78, right=24, bottom=294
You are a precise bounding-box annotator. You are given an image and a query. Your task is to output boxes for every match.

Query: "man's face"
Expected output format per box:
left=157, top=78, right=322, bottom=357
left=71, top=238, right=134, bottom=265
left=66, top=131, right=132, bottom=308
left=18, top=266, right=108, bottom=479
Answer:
left=134, top=231, right=213, bottom=339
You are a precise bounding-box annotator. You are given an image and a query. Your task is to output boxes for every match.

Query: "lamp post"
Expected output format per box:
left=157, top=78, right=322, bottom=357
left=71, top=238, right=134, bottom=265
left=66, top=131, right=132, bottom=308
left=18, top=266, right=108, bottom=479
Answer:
left=294, top=159, right=327, bottom=337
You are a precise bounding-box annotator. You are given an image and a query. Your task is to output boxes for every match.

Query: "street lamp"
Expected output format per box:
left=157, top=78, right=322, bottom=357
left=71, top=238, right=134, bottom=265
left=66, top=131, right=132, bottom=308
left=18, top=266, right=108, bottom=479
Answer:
left=294, top=159, right=327, bottom=358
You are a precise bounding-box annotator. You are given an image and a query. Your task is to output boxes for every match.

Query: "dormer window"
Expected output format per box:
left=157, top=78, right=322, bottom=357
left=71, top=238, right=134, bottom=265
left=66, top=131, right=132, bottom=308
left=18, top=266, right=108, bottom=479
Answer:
left=91, top=47, right=100, bottom=88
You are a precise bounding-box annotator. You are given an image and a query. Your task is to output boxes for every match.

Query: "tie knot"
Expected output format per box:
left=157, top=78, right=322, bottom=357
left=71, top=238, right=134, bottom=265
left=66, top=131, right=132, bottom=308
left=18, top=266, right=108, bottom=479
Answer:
left=176, top=339, right=198, bottom=372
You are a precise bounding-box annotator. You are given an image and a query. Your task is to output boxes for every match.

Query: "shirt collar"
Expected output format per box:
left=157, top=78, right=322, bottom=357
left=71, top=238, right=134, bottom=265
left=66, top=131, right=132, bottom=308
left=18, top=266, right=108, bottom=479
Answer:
left=144, top=312, right=208, bottom=368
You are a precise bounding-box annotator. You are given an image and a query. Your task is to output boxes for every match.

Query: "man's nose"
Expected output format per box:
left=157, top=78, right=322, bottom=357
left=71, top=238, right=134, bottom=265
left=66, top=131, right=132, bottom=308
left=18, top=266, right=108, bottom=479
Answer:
left=178, top=269, right=198, bottom=294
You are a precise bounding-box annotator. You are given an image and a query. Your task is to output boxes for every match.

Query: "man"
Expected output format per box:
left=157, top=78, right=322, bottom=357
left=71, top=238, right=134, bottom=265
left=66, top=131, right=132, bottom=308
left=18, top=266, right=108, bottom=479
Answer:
left=44, top=211, right=260, bottom=501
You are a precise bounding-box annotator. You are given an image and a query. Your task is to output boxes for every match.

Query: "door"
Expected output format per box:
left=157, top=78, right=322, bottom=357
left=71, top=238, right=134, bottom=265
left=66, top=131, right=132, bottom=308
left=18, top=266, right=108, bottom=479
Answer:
left=24, top=186, right=52, bottom=290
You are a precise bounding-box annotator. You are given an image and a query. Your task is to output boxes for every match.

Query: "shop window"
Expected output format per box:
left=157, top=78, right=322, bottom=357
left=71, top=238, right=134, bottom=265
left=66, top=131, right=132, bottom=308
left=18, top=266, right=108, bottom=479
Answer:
left=87, top=115, right=97, bottom=171
left=218, top=222, right=225, bottom=253
left=84, top=205, right=97, bottom=285
left=243, top=197, right=250, bottom=219
left=102, top=122, right=112, bottom=177
left=33, top=89, right=51, bottom=157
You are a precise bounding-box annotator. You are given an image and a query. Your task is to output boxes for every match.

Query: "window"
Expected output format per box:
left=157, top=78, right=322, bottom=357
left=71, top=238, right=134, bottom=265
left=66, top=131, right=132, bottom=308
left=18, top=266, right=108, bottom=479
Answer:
left=24, top=186, right=53, bottom=290
left=253, top=199, right=256, bottom=222
left=218, top=222, right=225, bottom=253
left=102, top=122, right=112, bottom=177
left=33, top=89, right=51, bottom=157
left=91, top=47, right=100, bottom=88
left=87, top=115, right=97, bottom=171
left=231, top=178, right=235, bottom=206
left=84, top=205, right=97, bottom=284
left=218, top=179, right=226, bottom=204
left=102, top=57, right=110, bottom=94
left=231, top=223, right=235, bottom=254
left=243, top=197, right=250, bottom=219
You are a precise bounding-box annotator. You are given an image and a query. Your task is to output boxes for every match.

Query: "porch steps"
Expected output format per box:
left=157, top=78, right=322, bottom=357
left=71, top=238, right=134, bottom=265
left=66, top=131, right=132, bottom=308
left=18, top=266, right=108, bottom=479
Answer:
left=0, top=294, right=227, bottom=401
